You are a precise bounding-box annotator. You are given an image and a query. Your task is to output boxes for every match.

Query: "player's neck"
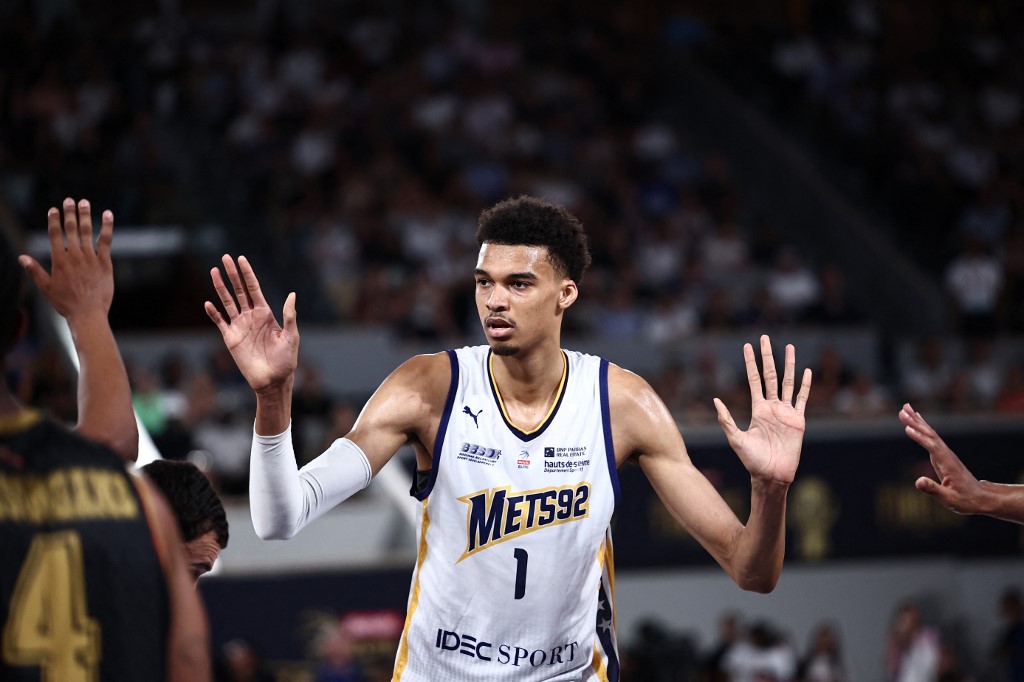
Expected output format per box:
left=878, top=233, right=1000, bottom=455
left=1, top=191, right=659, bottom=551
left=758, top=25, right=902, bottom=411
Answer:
left=490, top=345, right=565, bottom=407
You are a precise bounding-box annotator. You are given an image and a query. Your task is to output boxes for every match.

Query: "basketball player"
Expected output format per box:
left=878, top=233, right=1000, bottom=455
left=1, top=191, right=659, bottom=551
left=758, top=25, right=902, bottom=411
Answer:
left=142, top=459, right=230, bottom=582
left=1, top=200, right=211, bottom=681
left=206, top=196, right=812, bottom=681
left=901, top=402, right=1024, bottom=524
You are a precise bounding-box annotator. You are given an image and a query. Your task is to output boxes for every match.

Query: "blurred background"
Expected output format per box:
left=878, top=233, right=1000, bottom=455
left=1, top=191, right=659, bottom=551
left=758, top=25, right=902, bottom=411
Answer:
left=2, top=0, right=1024, bottom=679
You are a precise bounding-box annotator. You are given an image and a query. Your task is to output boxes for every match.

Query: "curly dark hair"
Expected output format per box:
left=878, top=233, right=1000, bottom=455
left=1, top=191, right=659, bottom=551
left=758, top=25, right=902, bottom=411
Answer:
left=142, top=460, right=229, bottom=549
left=0, top=232, right=27, bottom=355
left=476, top=195, right=592, bottom=283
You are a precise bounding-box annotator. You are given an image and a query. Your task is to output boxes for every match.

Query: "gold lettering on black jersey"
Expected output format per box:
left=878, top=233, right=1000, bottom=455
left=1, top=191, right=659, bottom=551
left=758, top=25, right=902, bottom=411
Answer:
left=0, top=469, right=139, bottom=523
left=458, top=482, right=591, bottom=561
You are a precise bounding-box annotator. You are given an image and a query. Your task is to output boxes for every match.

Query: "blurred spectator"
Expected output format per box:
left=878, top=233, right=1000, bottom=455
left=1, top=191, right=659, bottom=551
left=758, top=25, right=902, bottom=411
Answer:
left=292, top=361, right=335, bottom=464
left=992, top=587, right=1024, bottom=682
left=701, top=612, right=742, bottom=682
left=833, top=371, right=893, bottom=418
left=803, top=264, right=865, bottom=326
left=996, top=363, right=1024, bottom=413
left=963, top=339, right=1003, bottom=408
left=797, top=623, right=846, bottom=682
left=885, top=601, right=940, bottom=682
left=622, top=618, right=698, bottom=682
left=945, top=235, right=1003, bottom=338
left=723, top=620, right=797, bottom=682
left=805, top=346, right=854, bottom=417
left=901, top=339, right=954, bottom=411
left=215, top=638, right=274, bottom=682
left=311, top=620, right=368, bottom=682
left=766, top=247, right=821, bottom=323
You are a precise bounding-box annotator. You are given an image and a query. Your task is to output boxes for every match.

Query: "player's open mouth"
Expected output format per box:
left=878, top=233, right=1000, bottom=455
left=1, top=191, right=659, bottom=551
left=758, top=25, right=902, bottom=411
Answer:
left=485, top=317, right=514, bottom=339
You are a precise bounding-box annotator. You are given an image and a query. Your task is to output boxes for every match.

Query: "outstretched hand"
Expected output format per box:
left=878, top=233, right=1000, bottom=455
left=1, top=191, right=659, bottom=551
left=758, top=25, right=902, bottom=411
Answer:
left=714, top=335, right=812, bottom=484
left=19, top=198, right=114, bottom=322
left=899, top=403, right=983, bottom=514
left=205, top=255, right=299, bottom=393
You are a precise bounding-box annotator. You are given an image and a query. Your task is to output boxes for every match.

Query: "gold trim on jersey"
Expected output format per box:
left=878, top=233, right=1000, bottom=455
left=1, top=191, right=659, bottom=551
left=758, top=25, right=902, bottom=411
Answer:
left=393, top=501, right=432, bottom=680
left=0, top=409, right=42, bottom=436
left=488, top=350, right=567, bottom=435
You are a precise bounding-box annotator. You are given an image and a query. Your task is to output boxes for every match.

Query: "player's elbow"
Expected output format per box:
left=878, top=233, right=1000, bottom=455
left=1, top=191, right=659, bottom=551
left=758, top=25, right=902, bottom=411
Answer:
left=251, top=520, right=298, bottom=541
left=102, top=429, right=139, bottom=463
left=736, top=573, right=779, bottom=594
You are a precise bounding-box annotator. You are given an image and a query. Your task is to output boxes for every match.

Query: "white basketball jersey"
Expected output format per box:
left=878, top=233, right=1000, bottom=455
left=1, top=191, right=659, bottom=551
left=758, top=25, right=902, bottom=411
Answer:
left=392, top=346, right=621, bottom=681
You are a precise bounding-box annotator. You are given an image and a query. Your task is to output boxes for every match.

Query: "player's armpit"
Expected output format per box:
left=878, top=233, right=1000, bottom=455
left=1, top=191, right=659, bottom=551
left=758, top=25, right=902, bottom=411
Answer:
left=346, top=351, right=454, bottom=474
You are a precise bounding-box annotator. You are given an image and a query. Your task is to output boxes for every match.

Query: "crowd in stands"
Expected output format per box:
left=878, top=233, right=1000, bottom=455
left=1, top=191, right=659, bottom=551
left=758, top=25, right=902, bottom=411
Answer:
left=706, top=0, right=1024, bottom=334
left=2, top=0, right=1023, bottom=499
left=621, top=586, right=1024, bottom=681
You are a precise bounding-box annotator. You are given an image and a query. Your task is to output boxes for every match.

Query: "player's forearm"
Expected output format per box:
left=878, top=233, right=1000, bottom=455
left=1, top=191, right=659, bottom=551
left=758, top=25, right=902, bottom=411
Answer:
left=254, top=378, right=293, bottom=435
left=250, top=424, right=372, bottom=539
left=976, top=481, right=1024, bottom=524
left=730, top=478, right=789, bottom=593
left=69, top=311, right=138, bottom=462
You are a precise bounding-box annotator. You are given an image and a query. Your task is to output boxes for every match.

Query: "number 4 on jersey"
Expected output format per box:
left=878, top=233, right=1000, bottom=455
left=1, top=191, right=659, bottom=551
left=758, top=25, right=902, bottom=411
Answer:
left=2, top=531, right=101, bottom=682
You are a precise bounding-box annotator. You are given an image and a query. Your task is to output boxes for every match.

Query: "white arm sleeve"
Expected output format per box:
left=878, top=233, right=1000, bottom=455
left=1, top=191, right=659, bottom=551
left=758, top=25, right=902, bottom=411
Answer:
left=249, top=423, right=372, bottom=540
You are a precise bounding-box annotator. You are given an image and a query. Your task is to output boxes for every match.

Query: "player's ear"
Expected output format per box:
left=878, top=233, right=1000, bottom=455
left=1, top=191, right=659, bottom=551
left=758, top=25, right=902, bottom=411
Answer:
left=558, top=279, right=578, bottom=310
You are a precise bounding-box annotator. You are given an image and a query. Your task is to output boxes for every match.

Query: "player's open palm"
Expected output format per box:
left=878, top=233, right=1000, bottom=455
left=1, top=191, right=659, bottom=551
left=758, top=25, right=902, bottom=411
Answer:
left=205, top=254, right=299, bottom=393
left=713, top=336, right=812, bottom=484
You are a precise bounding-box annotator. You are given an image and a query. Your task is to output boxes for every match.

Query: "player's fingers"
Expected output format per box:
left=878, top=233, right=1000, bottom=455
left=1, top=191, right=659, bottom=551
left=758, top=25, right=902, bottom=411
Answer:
left=210, top=266, right=239, bottom=319
left=794, top=368, right=812, bottom=415
left=781, top=344, right=796, bottom=404
left=96, top=210, right=114, bottom=257
left=77, top=199, right=95, bottom=253
left=713, top=397, right=742, bottom=446
left=904, top=424, right=928, bottom=447
left=742, top=342, right=763, bottom=404
left=282, top=292, right=298, bottom=336
left=45, top=207, right=64, bottom=257
left=759, top=335, right=778, bottom=399
left=63, top=197, right=81, bottom=249
left=915, top=476, right=940, bottom=497
left=222, top=254, right=252, bottom=311
left=204, top=300, right=230, bottom=335
left=18, top=255, right=50, bottom=292
left=238, top=256, right=268, bottom=308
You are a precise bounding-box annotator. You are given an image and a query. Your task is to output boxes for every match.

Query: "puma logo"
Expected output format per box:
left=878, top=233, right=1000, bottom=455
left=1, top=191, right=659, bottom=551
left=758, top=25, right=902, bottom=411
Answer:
left=463, top=406, right=483, bottom=428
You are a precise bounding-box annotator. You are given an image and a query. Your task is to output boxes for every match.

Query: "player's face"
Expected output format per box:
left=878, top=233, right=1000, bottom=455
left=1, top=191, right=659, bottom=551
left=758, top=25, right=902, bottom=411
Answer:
left=184, top=529, right=221, bottom=584
left=474, top=243, right=576, bottom=356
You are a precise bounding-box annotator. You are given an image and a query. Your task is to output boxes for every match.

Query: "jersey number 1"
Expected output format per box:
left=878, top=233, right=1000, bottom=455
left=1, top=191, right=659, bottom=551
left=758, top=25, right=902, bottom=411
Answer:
left=2, top=531, right=101, bottom=681
left=513, top=548, right=528, bottom=599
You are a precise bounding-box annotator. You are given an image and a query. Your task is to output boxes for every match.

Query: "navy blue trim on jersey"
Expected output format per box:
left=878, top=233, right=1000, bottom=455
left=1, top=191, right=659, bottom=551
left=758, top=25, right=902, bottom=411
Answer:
left=596, top=579, right=620, bottom=681
left=412, top=350, right=459, bottom=501
left=486, top=349, right=570, bottom=442
left=599, top=358, right=620, bottom=507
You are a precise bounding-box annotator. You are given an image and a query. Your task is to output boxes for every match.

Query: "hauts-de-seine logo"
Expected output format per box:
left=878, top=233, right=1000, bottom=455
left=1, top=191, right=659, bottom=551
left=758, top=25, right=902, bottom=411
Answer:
left=542, top=445, right=589, bottom=473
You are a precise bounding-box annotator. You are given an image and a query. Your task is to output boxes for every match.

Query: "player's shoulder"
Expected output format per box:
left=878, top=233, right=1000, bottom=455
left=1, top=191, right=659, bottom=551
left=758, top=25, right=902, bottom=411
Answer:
left=605, top=362, right=666, bottom=420
left=606, top=361, right=657, bottom=396
left=387, top=351, right=455, bottom=395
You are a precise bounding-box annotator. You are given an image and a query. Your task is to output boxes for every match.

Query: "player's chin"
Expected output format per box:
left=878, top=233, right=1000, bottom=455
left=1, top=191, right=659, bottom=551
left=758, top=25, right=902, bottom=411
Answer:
left=490, top=341, right=521, bottom=357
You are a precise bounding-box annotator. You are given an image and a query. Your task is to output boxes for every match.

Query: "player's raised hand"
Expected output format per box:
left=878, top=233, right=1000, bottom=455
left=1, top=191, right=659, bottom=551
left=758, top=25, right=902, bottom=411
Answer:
left=205, top=255, right=299, bottom=393
left=19, top=198, right=115, bottom=321
left=900, top=403, right=983, bottom=514
left=713, top=335, right=812, bottom=484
